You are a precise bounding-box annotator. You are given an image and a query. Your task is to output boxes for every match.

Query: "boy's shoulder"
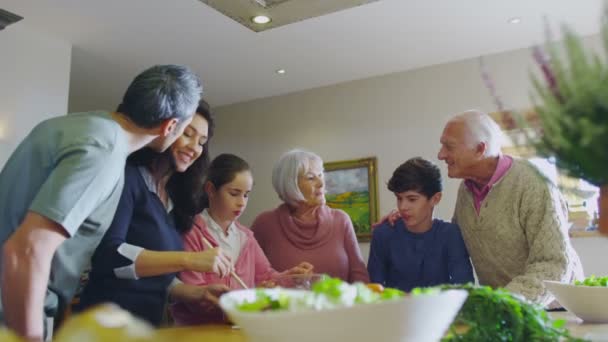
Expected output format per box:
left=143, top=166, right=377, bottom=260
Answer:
left=433, top=219, right=459, bottom=231
left=432, top=219, right=465, bottom=241
left=371, top=219, right=404, bottom=237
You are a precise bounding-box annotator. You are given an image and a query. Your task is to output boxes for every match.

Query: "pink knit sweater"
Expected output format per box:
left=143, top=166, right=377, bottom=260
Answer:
left=170, top=215, right=278, bottom=325
left=251, top=204, right=369, bottom=283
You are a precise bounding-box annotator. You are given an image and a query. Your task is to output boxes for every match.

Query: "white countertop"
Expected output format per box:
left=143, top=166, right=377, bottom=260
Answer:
left=550, top=312, right=608, bottom=341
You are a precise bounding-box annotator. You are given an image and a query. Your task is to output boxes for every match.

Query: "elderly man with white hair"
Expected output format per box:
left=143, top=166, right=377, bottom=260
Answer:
left=438, top=110, right=583, bottom=306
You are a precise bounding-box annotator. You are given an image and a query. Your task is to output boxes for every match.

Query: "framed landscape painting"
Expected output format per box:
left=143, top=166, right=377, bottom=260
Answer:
left=324, top=157, right=378, bottom=242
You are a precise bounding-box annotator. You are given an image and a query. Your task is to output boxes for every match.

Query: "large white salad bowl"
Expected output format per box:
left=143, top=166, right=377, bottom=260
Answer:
left=545, top=280, right=608, bottom=323
left=219, top=288, right=468, bottom=342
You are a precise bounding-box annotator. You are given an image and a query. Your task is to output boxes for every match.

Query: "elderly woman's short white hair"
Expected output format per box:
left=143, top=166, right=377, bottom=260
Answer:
left=272, top=149, right=323, bottom=206
left=451, top=110, right=505, bottom=157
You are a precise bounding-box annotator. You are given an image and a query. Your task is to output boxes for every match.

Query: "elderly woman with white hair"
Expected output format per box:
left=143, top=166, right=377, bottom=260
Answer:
left=437, top=109, right=583, bottom=307
left=251, top=149, right=369, bottom=283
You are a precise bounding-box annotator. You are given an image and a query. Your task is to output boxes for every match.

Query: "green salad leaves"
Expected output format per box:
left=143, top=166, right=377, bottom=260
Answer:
left=235, top=278, right=588, bottom=341
left=430, top=284, right=586, bottom=342
left=236, top=291, right=290, bottom=312
left=574, top=275, right=608, bottom=287
left=235, top=276, right=404, bottom=312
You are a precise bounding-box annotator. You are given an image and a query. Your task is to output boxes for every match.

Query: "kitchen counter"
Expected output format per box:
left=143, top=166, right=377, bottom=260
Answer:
left=156, top=312, right=608, bottom=341
left=157, top=324, right=245, bottom=341
left=550, top=311, right=608, bottom=341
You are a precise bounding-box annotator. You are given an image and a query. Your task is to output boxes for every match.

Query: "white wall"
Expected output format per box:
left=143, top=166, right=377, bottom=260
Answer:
left=572, top=237, right=608, bottom=277
left=0, top=24, right=72, bottom=166
left=212, top=35, right=608, bottom=275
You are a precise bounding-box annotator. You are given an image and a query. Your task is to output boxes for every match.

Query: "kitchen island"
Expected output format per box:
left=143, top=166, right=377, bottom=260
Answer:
left=156, top=312, right=608, bottom=341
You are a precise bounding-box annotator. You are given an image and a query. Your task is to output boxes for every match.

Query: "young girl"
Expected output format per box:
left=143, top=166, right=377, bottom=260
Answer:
left=367, top=157, right=474, bottom=292
left=170, top=154, right=313, bottom=325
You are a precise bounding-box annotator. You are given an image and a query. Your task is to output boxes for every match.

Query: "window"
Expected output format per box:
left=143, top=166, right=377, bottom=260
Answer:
left=492, top=111, right=600, bottom=232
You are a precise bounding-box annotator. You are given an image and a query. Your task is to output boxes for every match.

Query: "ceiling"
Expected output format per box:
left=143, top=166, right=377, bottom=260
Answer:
left=199, top=0, right=381, bottom=32
left=1, top=0, right=604, bottom=109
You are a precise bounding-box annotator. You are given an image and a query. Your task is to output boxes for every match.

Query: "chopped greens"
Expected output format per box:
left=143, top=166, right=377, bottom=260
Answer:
left=426, top=284, right=587, bottom=342
left=236, top=290, right=290, bottom=312
left=380, top=288, right=406, bottom=300
left=236, top=276, right=404, bottom=313
left=574, top=275, right=608, bottom=287
left=235, top=278, right=586, bottom=341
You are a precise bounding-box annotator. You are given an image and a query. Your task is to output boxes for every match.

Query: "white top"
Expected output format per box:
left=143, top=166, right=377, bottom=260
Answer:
left=200, top=209, right=246, bottom=266
left=138, top=166, right=174, bottom=212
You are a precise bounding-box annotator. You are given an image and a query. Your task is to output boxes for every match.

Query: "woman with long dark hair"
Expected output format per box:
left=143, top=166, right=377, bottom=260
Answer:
left=76, top=101, right=231, bottom=326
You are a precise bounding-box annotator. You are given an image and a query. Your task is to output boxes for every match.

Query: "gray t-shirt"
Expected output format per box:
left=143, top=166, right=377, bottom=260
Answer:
left=0, top=111, right=130, bottom=319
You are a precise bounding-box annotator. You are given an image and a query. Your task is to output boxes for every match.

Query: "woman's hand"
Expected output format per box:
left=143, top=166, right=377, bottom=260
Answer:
left=170, top=283, right=230, bottom=305
left=284, top=262, right=314, bottom=275
left=185, top=247, right=233, bottom=277
left=258, top=279, right=277, bottom=288
left=197, top=284, right=231, bottom=305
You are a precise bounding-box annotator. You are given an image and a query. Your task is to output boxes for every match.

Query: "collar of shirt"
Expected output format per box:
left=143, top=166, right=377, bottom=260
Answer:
left=201, top=208, right=238, bottom=237
left=138, top=166, right=174, bottom=213
left=200, top=209, right=244, bottom=265
left=464, top=155, right=513, bottom=212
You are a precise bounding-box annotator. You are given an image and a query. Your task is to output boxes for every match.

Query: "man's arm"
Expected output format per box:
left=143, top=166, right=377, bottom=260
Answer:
left=446, top=225, right=475, bottom=285
left=1, top=212, right=68, bottom=341
left=505, top=178, right=573, bottom=306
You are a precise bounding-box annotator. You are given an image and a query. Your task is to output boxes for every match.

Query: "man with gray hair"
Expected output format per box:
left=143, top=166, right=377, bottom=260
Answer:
left=438, top=109, right=583, bottom=306
left=0, top=64, right=203, bottom=340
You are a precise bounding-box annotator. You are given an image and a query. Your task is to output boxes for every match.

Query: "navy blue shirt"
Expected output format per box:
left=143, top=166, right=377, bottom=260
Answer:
left=77, top=164, right=183, bottom=326
left=367, top=219, right=474, bottom=292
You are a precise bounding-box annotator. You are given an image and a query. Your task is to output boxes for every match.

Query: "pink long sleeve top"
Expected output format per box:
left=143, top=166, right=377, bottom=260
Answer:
left=251, top=204, right=369, bottom=283
left=170, top=214, right=278, bottom=325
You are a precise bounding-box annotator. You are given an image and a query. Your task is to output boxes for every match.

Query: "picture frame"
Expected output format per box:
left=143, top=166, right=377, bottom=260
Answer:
left=324, top=157, right=379, bottom=242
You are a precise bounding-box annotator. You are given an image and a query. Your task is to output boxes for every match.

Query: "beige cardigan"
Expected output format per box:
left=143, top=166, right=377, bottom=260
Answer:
left=454, top=158, right=584, bottom=306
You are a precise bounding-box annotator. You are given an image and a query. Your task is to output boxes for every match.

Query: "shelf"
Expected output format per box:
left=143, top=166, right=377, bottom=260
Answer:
left=569, top=230, right=605, bottom=238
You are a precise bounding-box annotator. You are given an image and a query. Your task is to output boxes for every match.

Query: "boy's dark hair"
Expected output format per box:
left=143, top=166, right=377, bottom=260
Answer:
left=387, top=157, right=442, bottom=198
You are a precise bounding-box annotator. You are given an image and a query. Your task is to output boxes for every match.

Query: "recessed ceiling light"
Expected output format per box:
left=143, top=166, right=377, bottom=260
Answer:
left=252, top=15, right=271, bottom=25
left=276, top=69, right=286, bottom=75
left=508, top=17, right=521, bottom=24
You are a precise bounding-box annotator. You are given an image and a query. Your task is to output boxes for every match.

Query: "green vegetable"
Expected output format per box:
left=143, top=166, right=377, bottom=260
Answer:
left=380, top=288, right=406, bottom=300
left=574, top=275, right=608, bottom=287
left=353, top=283, right=380, bottom=304
left=411, top=287, right=441, bottom=296
left=237, top=276, right=405, bottom=312
left=237, top=290, right=290, bottom=312
left=311, top=276, right=344, bottom=300
left=523, top=10, right=608, bottom=186
left=422, top=284, right=588, bottom=342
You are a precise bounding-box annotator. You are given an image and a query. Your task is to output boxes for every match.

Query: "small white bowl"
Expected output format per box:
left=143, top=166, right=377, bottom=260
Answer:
left=544, top=280, right=608, bottom=323
left=219, top=288, right=468, bottom=342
